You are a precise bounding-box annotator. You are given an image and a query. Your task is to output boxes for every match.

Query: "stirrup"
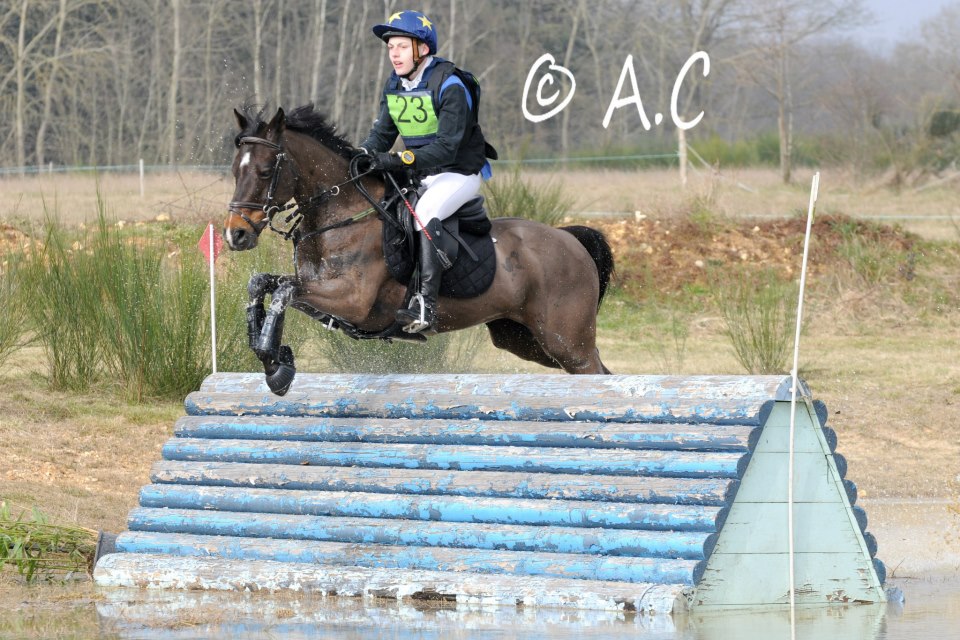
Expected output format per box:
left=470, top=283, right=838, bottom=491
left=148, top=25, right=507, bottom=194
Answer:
left=397, top=293, right=434, bottom=334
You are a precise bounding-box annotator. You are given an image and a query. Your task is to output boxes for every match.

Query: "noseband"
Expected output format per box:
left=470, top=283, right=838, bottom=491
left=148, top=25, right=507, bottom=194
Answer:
left=228, top=136, right=298, bottom=237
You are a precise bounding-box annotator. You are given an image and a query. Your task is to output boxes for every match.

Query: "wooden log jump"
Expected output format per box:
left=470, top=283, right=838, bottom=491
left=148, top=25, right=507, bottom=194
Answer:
left=93, top=373, right=886, bottom=615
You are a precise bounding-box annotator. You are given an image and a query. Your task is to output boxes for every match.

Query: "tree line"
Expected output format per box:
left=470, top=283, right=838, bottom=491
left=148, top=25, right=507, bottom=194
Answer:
left=2, top=0, right=958, bottom=183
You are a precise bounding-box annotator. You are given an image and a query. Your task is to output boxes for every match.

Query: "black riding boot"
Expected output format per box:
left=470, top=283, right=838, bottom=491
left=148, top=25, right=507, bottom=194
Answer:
left=397, top=219, right=445, bottom=335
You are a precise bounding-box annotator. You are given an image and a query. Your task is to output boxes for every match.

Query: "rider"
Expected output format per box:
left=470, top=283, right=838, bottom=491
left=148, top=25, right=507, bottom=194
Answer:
left=358, top=9, right=493, bottom=335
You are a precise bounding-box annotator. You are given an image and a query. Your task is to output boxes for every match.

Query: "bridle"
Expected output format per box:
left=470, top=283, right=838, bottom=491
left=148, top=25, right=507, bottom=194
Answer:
left=227, top=136, right=300, bottom=237
left=228, top=135, right=397, bottom=244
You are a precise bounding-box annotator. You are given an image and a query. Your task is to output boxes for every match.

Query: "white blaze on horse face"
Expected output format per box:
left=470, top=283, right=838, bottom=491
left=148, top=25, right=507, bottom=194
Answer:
left=239, top=151, right=252, bottom=170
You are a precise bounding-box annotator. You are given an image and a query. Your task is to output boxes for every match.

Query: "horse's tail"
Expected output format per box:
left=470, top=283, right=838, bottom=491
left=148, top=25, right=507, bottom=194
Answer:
left=561, top=225, right=615, bottom=309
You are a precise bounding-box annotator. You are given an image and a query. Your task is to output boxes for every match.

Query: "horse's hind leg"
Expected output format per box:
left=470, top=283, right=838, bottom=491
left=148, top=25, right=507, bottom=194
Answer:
left=527, top=313, right=611, bottom=375
left=485, top=319, right=562, bottom=370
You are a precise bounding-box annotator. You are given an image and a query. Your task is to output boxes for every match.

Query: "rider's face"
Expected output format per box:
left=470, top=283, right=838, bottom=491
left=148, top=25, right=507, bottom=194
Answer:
left=387, top=37, right=426, bottom=76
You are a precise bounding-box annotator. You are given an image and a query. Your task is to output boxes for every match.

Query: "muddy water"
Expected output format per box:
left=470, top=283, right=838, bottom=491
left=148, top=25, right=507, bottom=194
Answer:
left=0, top=577, right=952, bottom=640
left=3, top=499, right=958, bottom=639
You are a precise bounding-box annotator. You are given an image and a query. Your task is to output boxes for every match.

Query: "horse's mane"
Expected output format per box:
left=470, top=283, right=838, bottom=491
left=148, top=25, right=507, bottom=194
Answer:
left=235, top=104, right=355, bottom=161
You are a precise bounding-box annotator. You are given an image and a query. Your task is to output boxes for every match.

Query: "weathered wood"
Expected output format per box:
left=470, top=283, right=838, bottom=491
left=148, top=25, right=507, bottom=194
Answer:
left=174, top=415, right=756, bottom=452
left=127, top=507, right=711, bottom=559
left=707, top=502, right=867, bottom=554
left=96, top=374, right=885, bottom=614
left=93, top=554, right=691, bottom=613
left=150, top=461, right=739, bottom=506
left=185, top=390, right=782, bottom=425
left=198, top=372, right=803, bottom=405
left=116, top=531, right=700, bottom=584
left=693, top=401, right=885, bottom=608
left=95, top=589, right=685, bottom=632
left=138, top=484, right=723, bottom=531
left=694, top=553, right=884, bottom=607
left=161, top=438, right=744, bottom=478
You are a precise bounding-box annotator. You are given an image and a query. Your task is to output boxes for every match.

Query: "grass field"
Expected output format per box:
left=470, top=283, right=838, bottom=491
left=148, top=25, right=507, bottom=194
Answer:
left=0, top=167, right=958, bottom=600
left=4, top=165, right=959, bottom=239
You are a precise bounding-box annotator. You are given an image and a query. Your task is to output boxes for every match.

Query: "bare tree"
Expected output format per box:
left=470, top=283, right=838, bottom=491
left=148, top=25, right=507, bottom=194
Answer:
left=166, top=0, right=181, bottom=164
left=732, top=0, right=866, bottom=182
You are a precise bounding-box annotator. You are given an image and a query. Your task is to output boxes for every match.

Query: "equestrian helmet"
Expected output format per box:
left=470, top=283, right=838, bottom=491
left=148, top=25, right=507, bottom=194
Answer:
left=372, top=10, right=438, bottom=55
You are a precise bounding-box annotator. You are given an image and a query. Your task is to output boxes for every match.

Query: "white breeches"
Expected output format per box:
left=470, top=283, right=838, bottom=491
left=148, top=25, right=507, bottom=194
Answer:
left=414, top=171, right=482, bottom=230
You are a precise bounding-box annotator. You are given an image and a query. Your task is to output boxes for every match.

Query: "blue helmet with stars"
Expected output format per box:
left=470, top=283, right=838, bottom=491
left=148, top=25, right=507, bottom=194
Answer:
left=372, top=10, right=438, bottom=55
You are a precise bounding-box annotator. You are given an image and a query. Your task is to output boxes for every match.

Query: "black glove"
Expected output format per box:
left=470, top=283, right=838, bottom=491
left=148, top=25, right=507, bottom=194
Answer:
left=372, top=151, right=404, bottom=171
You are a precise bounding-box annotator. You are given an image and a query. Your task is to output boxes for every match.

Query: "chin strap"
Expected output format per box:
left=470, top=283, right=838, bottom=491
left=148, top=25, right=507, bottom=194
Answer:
left=402, top=37, right=426, bottom=79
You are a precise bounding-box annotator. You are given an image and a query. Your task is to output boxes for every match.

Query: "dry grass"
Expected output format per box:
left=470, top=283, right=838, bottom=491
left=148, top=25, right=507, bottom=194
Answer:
left=3, top=166, right=959, bottom=240
left=527, top=166, right=960, bottom=241
left=0, top=171, right=233, bottom=228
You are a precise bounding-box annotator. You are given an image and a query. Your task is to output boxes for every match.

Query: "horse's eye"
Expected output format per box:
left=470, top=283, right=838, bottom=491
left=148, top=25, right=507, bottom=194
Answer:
left=258, top=168, right=274, bottom=179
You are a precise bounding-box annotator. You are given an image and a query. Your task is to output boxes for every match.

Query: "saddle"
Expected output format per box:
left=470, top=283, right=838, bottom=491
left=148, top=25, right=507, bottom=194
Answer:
left=382, top=193, right=497, bottom=299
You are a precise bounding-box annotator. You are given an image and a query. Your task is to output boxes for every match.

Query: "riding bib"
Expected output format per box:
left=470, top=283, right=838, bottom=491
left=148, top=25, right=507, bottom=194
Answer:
left=386, top=90, right=439, bottom=147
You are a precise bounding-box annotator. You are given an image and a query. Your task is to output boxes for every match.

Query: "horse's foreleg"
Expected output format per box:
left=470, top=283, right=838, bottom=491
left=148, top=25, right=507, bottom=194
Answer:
left=246, top=273, right=282, bottom=351
left=248, top=275, right=298, bottom=396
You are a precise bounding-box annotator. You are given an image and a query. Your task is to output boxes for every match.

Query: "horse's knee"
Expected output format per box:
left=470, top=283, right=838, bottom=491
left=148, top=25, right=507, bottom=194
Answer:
left=248, top=273, right=280, bottom=300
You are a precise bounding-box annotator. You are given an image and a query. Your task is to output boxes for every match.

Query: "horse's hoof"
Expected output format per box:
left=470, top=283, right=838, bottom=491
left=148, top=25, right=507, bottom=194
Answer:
left=266, top=363, right=296, bottom=396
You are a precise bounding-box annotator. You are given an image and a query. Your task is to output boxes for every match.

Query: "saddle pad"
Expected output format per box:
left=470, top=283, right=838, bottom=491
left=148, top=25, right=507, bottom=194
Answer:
left=382, top=219, right=497, bottom=299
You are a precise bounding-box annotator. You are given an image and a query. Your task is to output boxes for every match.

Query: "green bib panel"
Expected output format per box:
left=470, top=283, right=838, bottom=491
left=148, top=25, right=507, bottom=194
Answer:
left=386, top=90, right=439, bottom=145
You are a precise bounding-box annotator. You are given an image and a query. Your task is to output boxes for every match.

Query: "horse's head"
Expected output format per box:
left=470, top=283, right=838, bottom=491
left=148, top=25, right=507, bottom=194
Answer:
left=225, top=107, right=296, bottom=251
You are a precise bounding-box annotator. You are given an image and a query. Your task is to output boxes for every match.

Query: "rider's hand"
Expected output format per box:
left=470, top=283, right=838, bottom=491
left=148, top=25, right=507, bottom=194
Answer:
left=372, top=152, right=404, bottom=171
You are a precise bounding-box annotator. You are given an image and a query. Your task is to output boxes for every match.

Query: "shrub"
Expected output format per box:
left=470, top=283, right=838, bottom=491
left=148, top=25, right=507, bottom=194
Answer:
left=21, top=201, right=254, bottom=399
left=0, top=256, right=31, bottom=369
left=711, top=267, right=798, bottom=375
left=482, top=164, right=570, bottom=225
left=311, top=325, right=486, bottom=374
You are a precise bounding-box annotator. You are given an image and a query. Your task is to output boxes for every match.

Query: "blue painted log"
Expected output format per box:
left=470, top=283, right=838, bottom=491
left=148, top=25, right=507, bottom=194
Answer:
left=115, top=531, right=700, bottom=584
left=94, top=554, right=691, bottom=613
left=185, top=391, right=781, bottom=424
left=94, top=373, right=884, bottom=615
left=196, top=373, right=804, bottom=403
left=161, top=438, right=744, bottom=478
left=138, top=484, right=723, bottom=531
left=174, top=415, right=756, bottom=452
left=128, top=507, right=711, bottom=559
left=150, top=461, right=740, bottom=506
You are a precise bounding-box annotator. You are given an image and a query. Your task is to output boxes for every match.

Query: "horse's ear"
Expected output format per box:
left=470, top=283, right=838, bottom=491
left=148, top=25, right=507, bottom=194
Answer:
left=234, top=108, right=248, bottom=131
left=266, top=108, right=286, bottom=136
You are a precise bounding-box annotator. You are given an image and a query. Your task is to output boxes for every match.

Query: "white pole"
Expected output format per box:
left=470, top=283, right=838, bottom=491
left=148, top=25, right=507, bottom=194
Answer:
left=208, top=223, right=218, bottom=374
left=788, top=171, right=819, bottom=635
left=139, top=159, right=145, bottom=198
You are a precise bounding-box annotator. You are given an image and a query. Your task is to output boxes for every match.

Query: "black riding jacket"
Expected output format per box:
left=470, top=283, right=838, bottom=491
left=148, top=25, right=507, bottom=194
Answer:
left=359, top=58, right=488, bottom=176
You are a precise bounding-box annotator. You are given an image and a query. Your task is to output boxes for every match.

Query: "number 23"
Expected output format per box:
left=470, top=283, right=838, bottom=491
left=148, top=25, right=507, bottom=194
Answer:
left=397, top=96, right=429, bottom=124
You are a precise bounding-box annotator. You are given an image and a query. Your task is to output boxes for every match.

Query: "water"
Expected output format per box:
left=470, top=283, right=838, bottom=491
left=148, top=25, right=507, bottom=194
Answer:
left=2, top=577, right=956, bottom=639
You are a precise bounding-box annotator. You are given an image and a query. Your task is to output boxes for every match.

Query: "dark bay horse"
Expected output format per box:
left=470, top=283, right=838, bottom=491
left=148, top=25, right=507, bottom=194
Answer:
left=224, top=105, right=613, bottom=394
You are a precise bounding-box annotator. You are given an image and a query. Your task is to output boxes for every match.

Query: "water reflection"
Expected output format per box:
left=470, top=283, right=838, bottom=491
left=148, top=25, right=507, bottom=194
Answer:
left=93, top=582, right=960, bottom=640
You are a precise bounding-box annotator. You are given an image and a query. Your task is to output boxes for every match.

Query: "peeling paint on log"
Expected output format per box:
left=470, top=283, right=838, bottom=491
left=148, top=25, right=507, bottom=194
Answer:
left=127, top=508, right=711, bottom=559
left=94, top=554, right=690, bottom=614
left=150, top=461, right=739, bottom=505
left=95, top=373, right=884, bottom=615
left=161, top=438, right=743, bottom=478
left=116, top=531, right=700, bottom=584
left=138, top=484, right=723, bottom=531
left=174, top=415, right=756, bottom=452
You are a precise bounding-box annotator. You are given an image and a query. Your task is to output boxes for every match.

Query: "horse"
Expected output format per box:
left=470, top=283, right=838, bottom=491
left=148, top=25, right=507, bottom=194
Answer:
left=224, top=104, right=613, bottom=395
